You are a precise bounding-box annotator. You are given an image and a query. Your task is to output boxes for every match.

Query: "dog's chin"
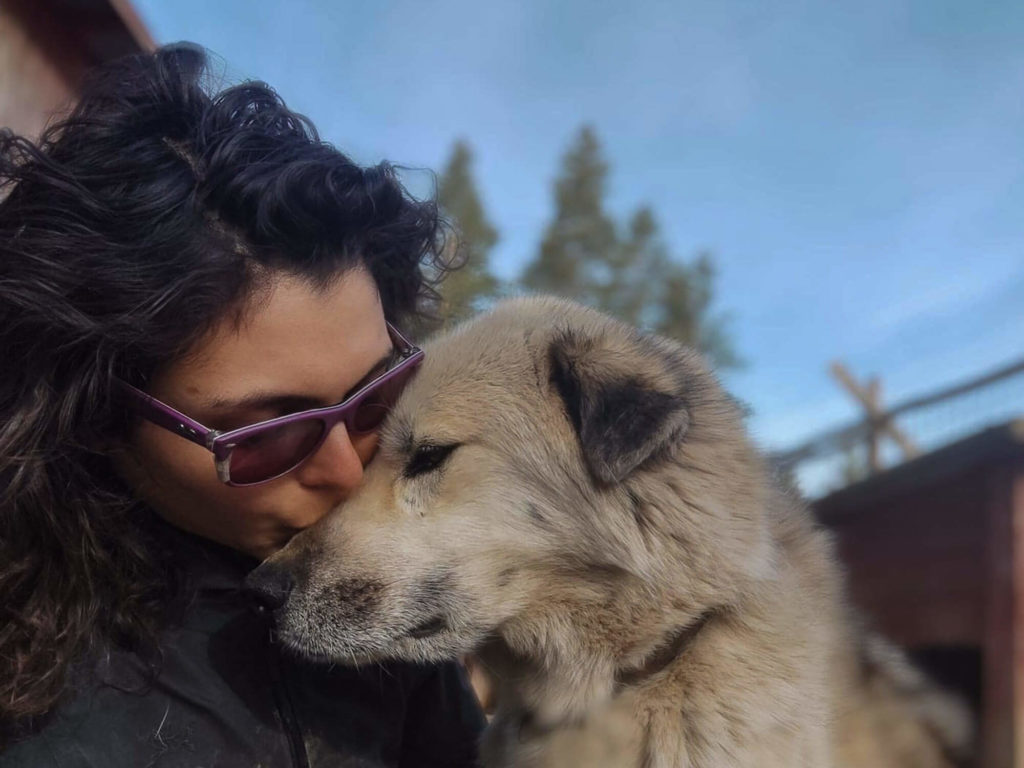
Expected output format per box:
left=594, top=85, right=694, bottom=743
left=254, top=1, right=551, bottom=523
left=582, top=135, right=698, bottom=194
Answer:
left=275, top=615, right=481, bottom=667
left=389, top=626, right=476, bottom=663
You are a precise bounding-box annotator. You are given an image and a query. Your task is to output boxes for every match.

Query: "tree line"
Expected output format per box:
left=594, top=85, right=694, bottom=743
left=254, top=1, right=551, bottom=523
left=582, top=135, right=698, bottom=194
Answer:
left=435, top=126, right=739, bottom=369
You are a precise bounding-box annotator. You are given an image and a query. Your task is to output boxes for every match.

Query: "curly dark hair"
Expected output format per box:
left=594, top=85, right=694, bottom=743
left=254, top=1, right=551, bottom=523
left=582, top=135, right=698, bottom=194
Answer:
left=0, top=43, right=450, bottom=735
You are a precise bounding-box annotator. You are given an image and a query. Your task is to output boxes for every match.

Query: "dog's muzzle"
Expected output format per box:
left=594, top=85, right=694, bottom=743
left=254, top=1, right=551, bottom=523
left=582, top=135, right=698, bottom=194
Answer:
left=245, top=562, right=296, bottom=613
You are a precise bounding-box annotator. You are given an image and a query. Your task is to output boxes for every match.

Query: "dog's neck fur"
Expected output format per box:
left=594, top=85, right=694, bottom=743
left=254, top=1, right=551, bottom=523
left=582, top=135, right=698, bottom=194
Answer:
left=482, top=600, right=717, bottom=739
left=613, top=609, right=714, bottom=691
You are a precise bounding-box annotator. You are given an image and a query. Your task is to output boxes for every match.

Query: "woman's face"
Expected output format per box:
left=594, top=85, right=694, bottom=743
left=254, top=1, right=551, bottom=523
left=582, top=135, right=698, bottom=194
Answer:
left=119, top=266, right=393, bottom=560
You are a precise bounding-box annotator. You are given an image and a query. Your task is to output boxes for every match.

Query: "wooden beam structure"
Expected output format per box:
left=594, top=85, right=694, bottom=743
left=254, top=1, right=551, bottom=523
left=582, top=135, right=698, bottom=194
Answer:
left=816, top=421, right=1024, bottom=767
left=829, top=360, right=919, bottom=471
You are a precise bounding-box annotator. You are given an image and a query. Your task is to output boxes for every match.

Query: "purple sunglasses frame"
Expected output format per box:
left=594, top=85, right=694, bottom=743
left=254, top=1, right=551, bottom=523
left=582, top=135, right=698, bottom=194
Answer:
left=118, top=322, right=424, bottom=487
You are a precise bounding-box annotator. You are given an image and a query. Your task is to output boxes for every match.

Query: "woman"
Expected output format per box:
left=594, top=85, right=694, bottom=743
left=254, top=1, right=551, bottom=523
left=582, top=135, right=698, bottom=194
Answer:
left=0, top=44, right=484, bottom=767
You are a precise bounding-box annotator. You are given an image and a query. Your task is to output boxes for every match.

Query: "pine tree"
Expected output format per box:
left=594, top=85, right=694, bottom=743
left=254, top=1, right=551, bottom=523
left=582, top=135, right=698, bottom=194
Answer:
left=619, top=210, right=740, bottom=369
left=604, top=205, right=664, bottom=327
left=437, top=140, right=500, bottom=325
left=521, top=126, right=617, bottom=305
left=520, top=127, right=740, bottom=369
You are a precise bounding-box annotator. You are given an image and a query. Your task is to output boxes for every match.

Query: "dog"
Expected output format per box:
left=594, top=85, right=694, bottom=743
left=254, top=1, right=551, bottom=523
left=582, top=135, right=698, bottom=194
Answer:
left=248, top=296, right=972, bottom=767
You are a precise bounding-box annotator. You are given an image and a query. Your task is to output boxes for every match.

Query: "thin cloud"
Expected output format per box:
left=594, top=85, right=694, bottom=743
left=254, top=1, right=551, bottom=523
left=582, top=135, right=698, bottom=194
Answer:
left=869, top=261, right=1023, bottom=333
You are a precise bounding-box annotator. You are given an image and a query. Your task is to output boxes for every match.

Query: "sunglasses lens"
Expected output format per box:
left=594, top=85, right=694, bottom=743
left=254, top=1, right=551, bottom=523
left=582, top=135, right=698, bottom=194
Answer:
left=351, top=361, right=419, bottom=433
left=228, top=419, right=326, bottom=485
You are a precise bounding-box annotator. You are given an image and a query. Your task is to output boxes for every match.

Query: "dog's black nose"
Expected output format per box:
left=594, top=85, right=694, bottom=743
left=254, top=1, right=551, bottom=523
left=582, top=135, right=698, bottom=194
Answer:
left=245, top=563, right=295, bottom=612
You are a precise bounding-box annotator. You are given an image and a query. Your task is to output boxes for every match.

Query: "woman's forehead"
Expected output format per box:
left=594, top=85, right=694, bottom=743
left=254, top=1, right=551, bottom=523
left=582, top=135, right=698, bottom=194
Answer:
left=154, top=268, right=390, bottom=407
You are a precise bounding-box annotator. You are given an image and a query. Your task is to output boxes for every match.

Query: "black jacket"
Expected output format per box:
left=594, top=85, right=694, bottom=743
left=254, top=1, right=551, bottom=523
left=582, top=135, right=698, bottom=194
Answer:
left=0, top=526, right=484, bottom=768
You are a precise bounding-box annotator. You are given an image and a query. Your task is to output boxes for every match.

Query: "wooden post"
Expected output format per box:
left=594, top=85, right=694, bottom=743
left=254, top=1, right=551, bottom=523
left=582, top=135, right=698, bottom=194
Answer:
left=983, top=464, right=1023, bottom=768
left=867, top=377, right=881, bottom=473
left=829, top=361, right=919, bottom=473
left=1014, top=470, right=1023, bottom=768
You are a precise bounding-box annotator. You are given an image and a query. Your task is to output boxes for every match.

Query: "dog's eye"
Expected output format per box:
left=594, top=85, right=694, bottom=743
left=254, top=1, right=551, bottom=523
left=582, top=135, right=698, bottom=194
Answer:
left=404, top=443, right=459, bottom=479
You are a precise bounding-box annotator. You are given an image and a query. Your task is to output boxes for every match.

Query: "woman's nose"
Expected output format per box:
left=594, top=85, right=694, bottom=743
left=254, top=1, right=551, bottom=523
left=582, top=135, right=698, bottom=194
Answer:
left=294, top=423, right=376, bottom=491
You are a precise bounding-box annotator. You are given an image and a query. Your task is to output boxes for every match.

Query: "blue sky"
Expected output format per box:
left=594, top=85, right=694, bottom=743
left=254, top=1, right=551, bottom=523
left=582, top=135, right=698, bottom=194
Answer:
left=134, top=0, right=1024, bottom=464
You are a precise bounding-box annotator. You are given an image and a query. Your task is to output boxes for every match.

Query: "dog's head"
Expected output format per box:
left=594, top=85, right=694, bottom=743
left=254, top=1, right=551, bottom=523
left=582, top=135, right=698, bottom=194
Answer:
left=247, top=297, right=769, bottom=666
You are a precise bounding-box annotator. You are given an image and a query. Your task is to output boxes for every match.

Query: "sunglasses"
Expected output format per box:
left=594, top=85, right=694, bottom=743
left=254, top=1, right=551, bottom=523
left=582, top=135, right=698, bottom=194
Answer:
left=118, top=322, right=423, bottom=486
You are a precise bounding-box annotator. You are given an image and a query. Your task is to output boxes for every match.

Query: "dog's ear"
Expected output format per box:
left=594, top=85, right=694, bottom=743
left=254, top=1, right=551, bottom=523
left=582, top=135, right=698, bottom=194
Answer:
left=548, top=328, right=690, bottom=485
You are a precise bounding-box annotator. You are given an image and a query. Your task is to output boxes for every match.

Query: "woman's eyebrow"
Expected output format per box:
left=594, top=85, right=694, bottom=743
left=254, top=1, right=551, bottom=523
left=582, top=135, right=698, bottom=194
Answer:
left=201, top=347, right=395, bottom=412
left=343, top=346, right=398, bottom=395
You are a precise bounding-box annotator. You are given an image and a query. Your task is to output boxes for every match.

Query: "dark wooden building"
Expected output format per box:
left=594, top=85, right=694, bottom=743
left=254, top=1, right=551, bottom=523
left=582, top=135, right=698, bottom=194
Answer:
left=816, top=420, right=1024, bottom=768
left=0, top=0, right=153, bottom=138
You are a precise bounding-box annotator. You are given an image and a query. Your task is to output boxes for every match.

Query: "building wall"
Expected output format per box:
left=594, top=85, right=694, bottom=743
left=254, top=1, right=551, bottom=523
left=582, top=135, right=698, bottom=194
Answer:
left=816, top=433, right=1024, bottom=768
left=0, top=4, right=81, bottom=138
left=826, top=465, right=988, bottom=647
